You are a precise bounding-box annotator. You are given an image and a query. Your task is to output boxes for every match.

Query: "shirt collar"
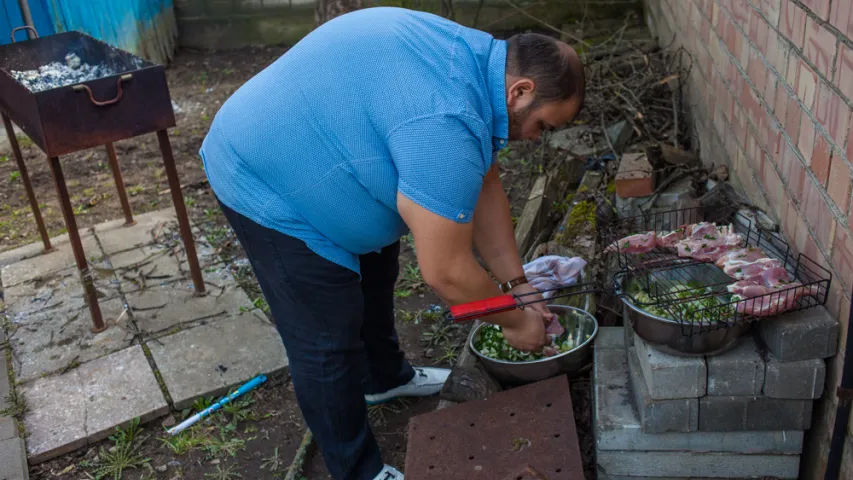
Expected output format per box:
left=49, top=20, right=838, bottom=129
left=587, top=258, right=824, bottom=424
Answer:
left=487, top=39, right=509, bottom=148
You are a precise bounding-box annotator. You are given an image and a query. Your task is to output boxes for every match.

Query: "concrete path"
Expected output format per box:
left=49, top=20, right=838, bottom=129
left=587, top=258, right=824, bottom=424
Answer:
left=0, top=208, right=289, bottom=467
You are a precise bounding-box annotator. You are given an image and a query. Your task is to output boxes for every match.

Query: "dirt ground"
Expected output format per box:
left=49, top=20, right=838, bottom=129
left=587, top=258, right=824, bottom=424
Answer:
left=3, top=46, right=595, bottom=479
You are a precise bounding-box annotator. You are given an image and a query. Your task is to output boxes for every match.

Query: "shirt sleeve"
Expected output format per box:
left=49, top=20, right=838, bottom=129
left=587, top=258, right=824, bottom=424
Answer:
left=387, top=114, right=491, bottom=224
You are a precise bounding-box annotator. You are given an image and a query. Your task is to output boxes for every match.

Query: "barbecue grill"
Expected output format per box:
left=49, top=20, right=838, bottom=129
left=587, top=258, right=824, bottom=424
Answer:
left=446, top=203, right=832, bottom=356
left=1, top=27, right=205, bottom=332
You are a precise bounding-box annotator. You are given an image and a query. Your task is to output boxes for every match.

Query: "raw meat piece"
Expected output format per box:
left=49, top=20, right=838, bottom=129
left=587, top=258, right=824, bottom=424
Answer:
left=761, top=266, right=794, bottom=287
left=656, top=228, right=685, bottom=248
left=545, top=318, right=565, bottom=337
left=606, top=232, right=657, bottom=254
left=675, top=222, right=745, bottom=263
left=542, top=346, right=559, bottom=357
left=714, top=246, right=768, bottom=268
left=723, top=258, right=784, bottom=282
left=732, top=284, right=820, bottom=316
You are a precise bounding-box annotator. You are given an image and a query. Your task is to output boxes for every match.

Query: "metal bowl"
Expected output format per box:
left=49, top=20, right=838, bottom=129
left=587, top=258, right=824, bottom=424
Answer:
left=615, top=264, right=751, bottom=357
left=468, top=305, right=599, bottom=385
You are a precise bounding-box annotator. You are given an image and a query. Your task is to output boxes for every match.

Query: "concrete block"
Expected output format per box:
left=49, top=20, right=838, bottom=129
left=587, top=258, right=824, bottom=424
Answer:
left=757, top=307, right=838, bottom=362
left=628, top=346, right=698, bottom=433
left=764, top=354, right=826, bottom=399
left=699, top=396, right=813, bottom=431
left=21, top=345, right=168, bottom=464
left=0, top=234, right=100, bottom=286
left=594, top=338, right=803, bottom=454
left=0, top=438, right=28, bottom=480
left=634, top=334, right=706, bottom=399
left=597, top=469, right=780, bottom=480
left=8, top=298, right=131, bottom=383
left=148, top=313, right=288, bottom=409
left=596, top=450, right=800, bottom=479
left=616, top=153, right=654, bottom=198
left=706, top=337, right=765, bottom=396
left=595, top=326, right=625, bottom=350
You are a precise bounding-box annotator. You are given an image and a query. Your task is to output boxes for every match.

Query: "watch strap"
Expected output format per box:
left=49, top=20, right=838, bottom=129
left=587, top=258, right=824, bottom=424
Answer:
left=500, top=275, right=529, bottom=293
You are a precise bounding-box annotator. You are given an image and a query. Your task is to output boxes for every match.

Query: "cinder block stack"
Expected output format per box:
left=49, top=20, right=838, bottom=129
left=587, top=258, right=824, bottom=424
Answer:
left=593, top=306, right=838, bottom=480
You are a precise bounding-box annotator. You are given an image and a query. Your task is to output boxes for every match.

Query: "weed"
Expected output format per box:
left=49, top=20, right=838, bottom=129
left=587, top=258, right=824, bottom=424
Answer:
left=83, top=187, right=96, bottom=197
left=261, top=447, right=283, bottom=472
left=9, top=171, right=20, bottom=182
left=128, top=185, right=145, bottom=196
left=73, top=204, right=87, bottom=215
left=0, top=155, right=7, bottom=162
left=191, top=396, right=215, bottom=414
left=203, top=431, right=246, bottom=458
left=15, top=135, right=33, bottom=148
left=395, top=263, right=424, bottom=297
left=222, top=392, right=256, bottom=423
left=185, top=196, right=197, bottom=207
left=160, top=427, right=207, bottom=455
left=436, top=344, right=459, bottom=366
left=420, top=322, right=457, bottom=348
left=1, top=389, right=27, bottom=418
left=368, top=398, right=409, bottom=426
left=204, top=465, right=241, bottom=480
left=88, top=418, right=151, bottom=480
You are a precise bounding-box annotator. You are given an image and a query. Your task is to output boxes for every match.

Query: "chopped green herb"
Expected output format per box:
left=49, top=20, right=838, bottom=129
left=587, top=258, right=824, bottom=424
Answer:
left=684, top=246, right=691, bottom=252
left=704, top=234, right=716, bottom=240
left=623, top=241, right=631, bottom=248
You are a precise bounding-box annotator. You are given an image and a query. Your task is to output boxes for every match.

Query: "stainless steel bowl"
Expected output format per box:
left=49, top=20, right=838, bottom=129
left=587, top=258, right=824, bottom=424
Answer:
left=468, top=305, right=599, bottom=385
left=615, top=264, right=751, bottom=357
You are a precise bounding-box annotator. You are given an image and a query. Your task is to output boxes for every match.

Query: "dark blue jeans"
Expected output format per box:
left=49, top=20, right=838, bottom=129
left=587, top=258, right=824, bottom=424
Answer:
left=219, top=201, right=415, bottom=480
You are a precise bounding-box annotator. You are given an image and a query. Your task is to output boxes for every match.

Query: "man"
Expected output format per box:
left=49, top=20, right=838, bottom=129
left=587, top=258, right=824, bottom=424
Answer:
left=200, top=7, right=584, bottom=480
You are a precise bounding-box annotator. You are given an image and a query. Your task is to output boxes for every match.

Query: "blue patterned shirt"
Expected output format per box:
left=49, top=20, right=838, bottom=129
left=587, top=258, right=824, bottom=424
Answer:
left=200, top=7, right=509, bottom=273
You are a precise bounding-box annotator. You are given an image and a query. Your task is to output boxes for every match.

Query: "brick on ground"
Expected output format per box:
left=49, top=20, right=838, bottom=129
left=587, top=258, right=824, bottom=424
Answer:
left=628, top=346, right=699, bottom=434
left=763, top=353, right=826, bottom=399
left=757, top=306, right=838, bottom=362
left=633, top=333, right=706, bottom=399
left=706, top=336, right=765, bottom=396
left=616, top=153, right=655, bottom=198
left=699, top=395, right=813, bottom=431
left=594, top=329, right=803, bottom=454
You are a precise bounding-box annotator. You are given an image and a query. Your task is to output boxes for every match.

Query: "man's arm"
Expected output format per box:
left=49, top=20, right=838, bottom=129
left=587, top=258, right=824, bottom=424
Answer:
left=472, top=163, right=524, bottom=284
left=397, top=192, right=547, bottom=352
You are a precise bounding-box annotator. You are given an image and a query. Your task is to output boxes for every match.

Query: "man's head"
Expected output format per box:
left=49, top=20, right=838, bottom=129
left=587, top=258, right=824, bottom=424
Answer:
left=504, top=33, right=585, bottom=141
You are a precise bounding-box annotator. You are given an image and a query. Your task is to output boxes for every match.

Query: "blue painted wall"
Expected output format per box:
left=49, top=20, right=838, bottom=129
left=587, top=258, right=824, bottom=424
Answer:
left=1, top=0, right=176, bottom=64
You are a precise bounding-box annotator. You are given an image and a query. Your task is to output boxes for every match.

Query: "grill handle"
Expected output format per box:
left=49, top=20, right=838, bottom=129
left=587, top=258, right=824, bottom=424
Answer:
left=72, top=74, right=133, bottom=107
left=448, top=294, right=518, bottom=323
left=10, top=26, right=39, bottom=42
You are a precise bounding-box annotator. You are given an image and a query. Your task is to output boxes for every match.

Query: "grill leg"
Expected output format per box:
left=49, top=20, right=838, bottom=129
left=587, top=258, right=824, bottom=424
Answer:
left=104, top=142, right=135, bottom=226
left=47, top=156, right=106, bottom=333
left=157, top=130, right=205, bottom=295
left=2, top=112, right=54, bottom=253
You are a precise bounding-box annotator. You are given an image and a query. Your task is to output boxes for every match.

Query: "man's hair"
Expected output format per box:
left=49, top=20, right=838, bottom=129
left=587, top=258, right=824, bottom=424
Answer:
left=506, top=33, right=584, bottom=107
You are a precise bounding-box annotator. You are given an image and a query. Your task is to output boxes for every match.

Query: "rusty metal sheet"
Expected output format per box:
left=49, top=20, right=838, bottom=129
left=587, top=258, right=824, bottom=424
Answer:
left=405, top=375, right=583, bottom=480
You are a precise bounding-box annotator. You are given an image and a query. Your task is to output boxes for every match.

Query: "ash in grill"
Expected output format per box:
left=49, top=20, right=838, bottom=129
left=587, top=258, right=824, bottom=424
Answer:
left=10, top=53, right=141, bottom=92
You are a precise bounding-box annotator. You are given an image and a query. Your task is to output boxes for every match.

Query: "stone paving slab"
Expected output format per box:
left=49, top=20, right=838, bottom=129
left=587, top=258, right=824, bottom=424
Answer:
left=21, top=345, right=168, bottom=464
left=94, top=208, right=179, bottom=255
left=0, top=234, right=101, bottom=287
left=126, top=281, right=255, bottom=335
left=108, top=245, right=184, bottom=288
left=0, top=438, right=28, bottom=480
left=596, top=450, right=799, bottom=479
left=148, top=312, right=288, bottom=409
left=8, top=298, right=132, bottom=383
left=3, top=268, right=121, bottom=321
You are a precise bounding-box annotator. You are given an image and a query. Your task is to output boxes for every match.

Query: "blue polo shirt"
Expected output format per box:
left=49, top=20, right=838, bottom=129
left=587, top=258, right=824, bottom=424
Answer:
left=200, top=7, right=509, bottom=274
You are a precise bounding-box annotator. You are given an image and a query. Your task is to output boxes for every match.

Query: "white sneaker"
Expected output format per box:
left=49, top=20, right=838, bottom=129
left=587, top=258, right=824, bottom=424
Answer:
left=365, top=367, right=450, bottom=405
left=373, top=465, right=404, bottom=479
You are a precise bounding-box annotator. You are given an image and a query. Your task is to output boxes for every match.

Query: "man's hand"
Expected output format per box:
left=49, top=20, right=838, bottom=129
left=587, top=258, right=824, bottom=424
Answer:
left=502, top=308, right=549, bottom=352
left=510, top=282, right=556, bottom=324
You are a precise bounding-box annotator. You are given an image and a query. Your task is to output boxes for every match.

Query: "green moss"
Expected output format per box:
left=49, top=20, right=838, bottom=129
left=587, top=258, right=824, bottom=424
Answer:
left=577, top=185, right=589, bottom=194
left=567, top=200, right=597, bottom=230
left=606, top=180, right=617, bottom=195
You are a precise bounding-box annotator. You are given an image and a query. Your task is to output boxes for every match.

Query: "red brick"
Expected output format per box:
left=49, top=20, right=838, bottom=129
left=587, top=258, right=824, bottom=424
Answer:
left=780, top=138, right=807, bottom=202
left=801, top=0, right=831, bottom=20
left=799, top=116, right=817, bottom=161
left=812, top=133, right=832, bottom=185
left=786, top=56, right=800, bottom=90
left=828, top=153, right=852, bottom=212
left=795, top=212, right=811, bottom=255
left=797, top=61, right=818, bottom=109
left=756, top=14, right=770, bottom=52
left=780, top=2, right=807, bottom=49
left=832, top=225, right=853, bottom=290
left=803, top=17, right=837, bottom=76
left=837, top=44, right=853, bottom=102
left=774, top=83, right=789, bottom=119
left=701, top=14, right=712, bottom=46
left=806, top=183, right=837, bottom=252
left=783, top=198, right=800, bottom=241
left=764, top=158, right=785, bottom=208
left=830, top=0, right=852, bottom=36
left=786, top=96, right=802, bottom=141
left=615, top=153, right=654, bottom=198
left=824, top=91, right=851, bottom=148
left=760, top=0, right=781, bottom=28
left=763, top=67, right=776, bottom=101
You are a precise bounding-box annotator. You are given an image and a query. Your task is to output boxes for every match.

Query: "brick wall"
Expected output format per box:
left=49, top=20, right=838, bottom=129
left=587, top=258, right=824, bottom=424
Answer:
left=643, top=0, right=853, bottom=477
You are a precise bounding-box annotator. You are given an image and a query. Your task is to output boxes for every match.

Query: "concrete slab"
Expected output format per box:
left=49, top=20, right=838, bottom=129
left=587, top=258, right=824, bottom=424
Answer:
left=706, top=336, right=765, bottom=396
left=596, top=450, right=800, bottom=478
left=628, top=346, right=698, bottom=434
left=764, top=354, right=826, bottom=399
left=126, top=281, right=254, bottom=335
left=21, top=345, right=168, bottom=464
left=94, top=208, right=178, bottom=255
left=149, top=313, right=287, bottom=409
left=108, top=245, right=183, bottom=285
left=0, top=234, right=101, bottom=286
left=634, top=334, right=706, bottom=399
left=0, top=437, right=28, bottom=480
left=757, top=306, right=838, bottom=362
left=3, top=268, right=121, bottom=321
left=0, top=416, right=17, bottom=440
left=699, top=395, right=813, bottom=431
left=594, top=338, right=803, bottom=454
left=8, top=298, right=131, bottom=383
left=597, top=469, right=772, bottom=480
left=595, top=326, right=625, bottom=350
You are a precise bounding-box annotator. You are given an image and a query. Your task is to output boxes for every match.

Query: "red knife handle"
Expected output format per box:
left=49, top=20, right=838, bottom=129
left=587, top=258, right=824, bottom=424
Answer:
left=448, top=294, right=518, bottom=323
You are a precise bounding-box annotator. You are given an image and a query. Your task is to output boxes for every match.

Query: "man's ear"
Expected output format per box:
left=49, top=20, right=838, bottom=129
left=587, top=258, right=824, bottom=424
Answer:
left=506, top=77, right=536, bottom=108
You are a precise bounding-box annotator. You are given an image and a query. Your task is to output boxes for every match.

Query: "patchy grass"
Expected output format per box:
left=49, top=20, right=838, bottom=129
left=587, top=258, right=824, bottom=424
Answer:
left=420, top=321, right=458, bottom=348
left=396, top=309, right=442, bottom=325
left=204, top=465, right=242, bottom=479
left=81, top=418, right=152, bottom=480
left=394, top=263, right=425, bottom=298
left=0, top=388, right=27, bottom=418
left=9, top=170, right=20, bottom=182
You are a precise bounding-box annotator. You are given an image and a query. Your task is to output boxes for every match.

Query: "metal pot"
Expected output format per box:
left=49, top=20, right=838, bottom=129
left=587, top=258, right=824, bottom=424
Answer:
left=468, top=305, right=599, bottom=385
left=615, top=264, right=751, bottom=357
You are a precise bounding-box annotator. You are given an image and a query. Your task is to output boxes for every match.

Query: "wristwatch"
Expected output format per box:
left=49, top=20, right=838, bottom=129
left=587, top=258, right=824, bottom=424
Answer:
left=499, top=275, right=529, bottom=293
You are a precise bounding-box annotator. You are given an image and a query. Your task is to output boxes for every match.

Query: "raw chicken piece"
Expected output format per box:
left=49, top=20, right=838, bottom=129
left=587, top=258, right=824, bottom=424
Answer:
left=656, top=228, right=686, bottom=248
left=606, top=232, right=657, bottom=254
left=732, top=284, right=820, bottom=316
left=714, top=247, right=768, bottom=268
left=675, top=222, right=745, bottom=263
left=761, top=266, right=794, bottom=287
left=545, top=318, right=565, bottom=337
left=542, top=346, right=559, bottom=357
left=723, top=258, right=783, bottom=282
